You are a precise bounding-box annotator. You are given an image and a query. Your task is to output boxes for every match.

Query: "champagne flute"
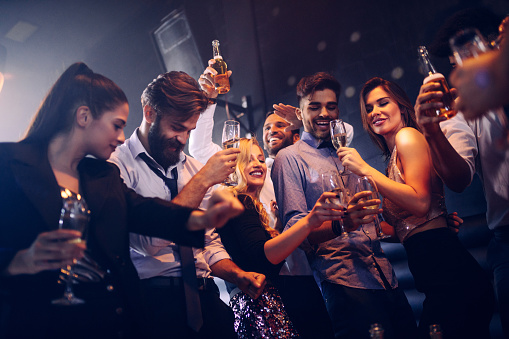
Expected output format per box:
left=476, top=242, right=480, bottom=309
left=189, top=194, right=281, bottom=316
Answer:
left=52, top=189, right=90, bottom=305
left=222, top=120, right=240, bottom=186
left=330, top=119, right=350, bottom=174
left=450, top=28, right=509, bottom=143
left=357, top=176, right=390, bottom=240
left=321, top=171, right=352, bottom=239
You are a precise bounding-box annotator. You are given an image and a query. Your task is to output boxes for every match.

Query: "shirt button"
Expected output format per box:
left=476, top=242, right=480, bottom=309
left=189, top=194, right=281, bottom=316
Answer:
left=107, top=285, right=114, bottom=292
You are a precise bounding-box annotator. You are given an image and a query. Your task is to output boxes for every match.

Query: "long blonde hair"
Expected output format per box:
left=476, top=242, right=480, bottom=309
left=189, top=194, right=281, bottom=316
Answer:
left=232, top=137, right=278, bottom=238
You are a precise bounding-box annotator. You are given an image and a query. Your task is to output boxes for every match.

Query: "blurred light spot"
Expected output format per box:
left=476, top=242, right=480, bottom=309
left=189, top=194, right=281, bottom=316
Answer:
left=391, top=67, right=404, bottom=79
left=5, top=21, right=38, bottom=42
left=350, top=31, right=361, bottom=43
left=287, top=76, right=296, bottom=87
left=345, top=86, right=356, bottom=98
left=0, top=72, right=4, bottom=94
left=317, top=41, right=327, bottom=52
left=246, top=133, right=252, bottom=139
left=272, top=7, right=280, bottom=17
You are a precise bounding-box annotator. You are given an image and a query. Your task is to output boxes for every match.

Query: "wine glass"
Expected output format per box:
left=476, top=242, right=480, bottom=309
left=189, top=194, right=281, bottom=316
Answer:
left=222, top=120, right=240, bottom=186
left=449, top=28, right=509, bottom=143
left=357, top=176, right=390, bottom=240
left=330, top=119, right=350, bottom=174
left=321, top=171, right=353, bottom=239
left=52, top=189, right=90, bottom=305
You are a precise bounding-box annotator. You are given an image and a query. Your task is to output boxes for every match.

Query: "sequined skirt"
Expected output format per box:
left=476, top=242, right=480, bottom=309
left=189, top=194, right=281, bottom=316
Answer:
left=230, top=285, right=300, bottom=338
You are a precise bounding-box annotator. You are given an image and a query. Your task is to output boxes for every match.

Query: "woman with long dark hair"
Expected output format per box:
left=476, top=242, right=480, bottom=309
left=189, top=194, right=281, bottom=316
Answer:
left=0, top=62, right=242, bottom=338
left=337, top=77, right=494, bottom=338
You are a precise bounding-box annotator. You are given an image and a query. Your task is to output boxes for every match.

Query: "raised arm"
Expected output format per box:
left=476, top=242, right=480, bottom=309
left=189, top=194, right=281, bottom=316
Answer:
left=273, top=103, right=354, bottom=146
left=338, top=128, right=432, bottom=217
left=189, top=60, right=231, bottom=164
left=414, top=82, right=475, bottom=192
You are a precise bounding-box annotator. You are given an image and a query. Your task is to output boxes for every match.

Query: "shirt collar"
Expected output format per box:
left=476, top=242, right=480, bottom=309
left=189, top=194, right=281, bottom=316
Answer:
left=128, top=128, right=187, bottom=173
left=301, top=131, right=328, bottom=149
left=265, top=157, right=274, bottom=169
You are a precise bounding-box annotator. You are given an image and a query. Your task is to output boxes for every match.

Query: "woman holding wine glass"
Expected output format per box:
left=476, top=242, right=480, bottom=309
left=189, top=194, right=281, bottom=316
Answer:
left=217, top=137, right=344, bottom=339
left=337, top=77, right=494, bottom=338
left=0, top=62, right=243, bottom=339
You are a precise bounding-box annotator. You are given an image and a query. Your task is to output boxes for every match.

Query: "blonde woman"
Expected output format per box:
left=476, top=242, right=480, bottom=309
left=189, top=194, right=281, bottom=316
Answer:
left=217, top=137, right=342, bottom=339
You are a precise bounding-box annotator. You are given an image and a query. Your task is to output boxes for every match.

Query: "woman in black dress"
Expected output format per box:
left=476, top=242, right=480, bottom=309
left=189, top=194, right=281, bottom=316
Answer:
left=0, top=62, right=242, bottom=339
left=218, top=137, right=344, bottom=339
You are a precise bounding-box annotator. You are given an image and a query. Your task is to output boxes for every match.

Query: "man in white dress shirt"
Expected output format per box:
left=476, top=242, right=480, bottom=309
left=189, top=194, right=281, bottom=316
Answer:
left=109, top=71, right=265, bottom=339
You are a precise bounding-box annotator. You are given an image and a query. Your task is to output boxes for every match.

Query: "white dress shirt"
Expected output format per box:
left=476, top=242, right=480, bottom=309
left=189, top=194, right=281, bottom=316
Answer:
left=109, top=129, right=231, bottom=279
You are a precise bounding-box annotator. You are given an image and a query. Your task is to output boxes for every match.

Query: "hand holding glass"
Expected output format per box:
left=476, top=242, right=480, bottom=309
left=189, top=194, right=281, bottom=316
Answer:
left=222, top=120, right=240, bottom=186
left=357, top=176, right=389, bottom=240
left=51, top=189, right=90, bottom=305
left=321, top=171, right=352, bottom=239
left=330, top=119, right=350, bottom=174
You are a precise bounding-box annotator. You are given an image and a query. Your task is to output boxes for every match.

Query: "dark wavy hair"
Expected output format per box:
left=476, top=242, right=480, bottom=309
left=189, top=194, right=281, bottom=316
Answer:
left=296, top=72, right=341, bottom=107
left=23, top=62, right=127, bottom=144
left=359, top=77, right=419, bottom=159
left=141, top=71, right=209, bottom=123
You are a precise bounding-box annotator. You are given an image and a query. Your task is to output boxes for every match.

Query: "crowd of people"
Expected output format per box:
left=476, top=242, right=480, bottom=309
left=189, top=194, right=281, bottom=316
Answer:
left=0, top=6, right=508, bottom=339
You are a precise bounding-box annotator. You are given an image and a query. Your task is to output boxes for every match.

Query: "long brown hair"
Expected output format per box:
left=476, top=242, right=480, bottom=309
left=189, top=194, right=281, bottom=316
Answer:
left=232, top=137, right=278, bottom=238
left=23, top=62, right=127, bottom=145
left=359, top=77, right=419, bottom=159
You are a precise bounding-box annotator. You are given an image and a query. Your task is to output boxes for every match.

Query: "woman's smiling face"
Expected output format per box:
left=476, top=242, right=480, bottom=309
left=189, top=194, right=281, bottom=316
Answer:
left=364, top=87, right=404, bottom=138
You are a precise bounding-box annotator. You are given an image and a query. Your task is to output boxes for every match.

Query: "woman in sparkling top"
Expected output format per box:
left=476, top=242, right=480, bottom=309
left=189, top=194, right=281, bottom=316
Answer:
left=337, top=77, right=494, bottom=338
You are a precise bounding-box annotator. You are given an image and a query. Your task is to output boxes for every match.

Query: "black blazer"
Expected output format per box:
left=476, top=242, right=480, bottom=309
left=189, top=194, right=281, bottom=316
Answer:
left=0, top=141, right=204, bottom=337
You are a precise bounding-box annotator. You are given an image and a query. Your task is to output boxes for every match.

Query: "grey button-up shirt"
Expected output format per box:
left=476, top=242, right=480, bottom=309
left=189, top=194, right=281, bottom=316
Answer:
left=272, top=131, right=397, bottom=289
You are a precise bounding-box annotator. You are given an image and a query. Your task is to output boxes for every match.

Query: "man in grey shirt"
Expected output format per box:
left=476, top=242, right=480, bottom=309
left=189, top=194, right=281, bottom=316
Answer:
left=272, top=72, right=417, bottom=339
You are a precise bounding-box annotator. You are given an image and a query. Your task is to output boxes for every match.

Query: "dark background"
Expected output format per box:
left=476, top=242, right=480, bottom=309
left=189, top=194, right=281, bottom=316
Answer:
left=1, top=0, right=507, bottom=336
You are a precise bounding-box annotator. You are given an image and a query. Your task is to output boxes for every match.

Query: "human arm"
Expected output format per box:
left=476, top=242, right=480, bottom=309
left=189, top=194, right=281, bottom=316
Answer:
left=2, top=230, right=85, bottom=276
left=210, top=259, right=266, bottom=299
left=171, top=148, right=240, bottom=208
left=414, top=82, right=474, bottom=192
left=189, top=60, right=232, bottom=164
left=337, top=128, right=432, bottom=217
left=273, top=103, right=354, bottom=146
left=264, top=192, right=344, bottom=264
left=450, top=29, right=509, bottom=119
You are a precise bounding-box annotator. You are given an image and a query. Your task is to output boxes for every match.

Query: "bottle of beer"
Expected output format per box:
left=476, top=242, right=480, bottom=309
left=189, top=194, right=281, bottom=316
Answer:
left=211, top=40, right=230, bottom=94
left=369, top=323, right=384, bottom=339
left=417, top=46, right=456, bottom=119
left=429, top=324, right=443, bottom=339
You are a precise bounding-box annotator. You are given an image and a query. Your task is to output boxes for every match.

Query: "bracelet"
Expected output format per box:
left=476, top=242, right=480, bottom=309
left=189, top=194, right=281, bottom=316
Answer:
left=208, top=98, right=217, bottom=105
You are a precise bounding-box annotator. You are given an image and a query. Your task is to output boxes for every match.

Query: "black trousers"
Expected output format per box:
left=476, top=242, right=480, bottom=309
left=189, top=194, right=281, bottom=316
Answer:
left=275, top=275, right=335, bottom=339
left=140, top=277, right=236, bottom=339
left=404, top=228, right=495, bottom=339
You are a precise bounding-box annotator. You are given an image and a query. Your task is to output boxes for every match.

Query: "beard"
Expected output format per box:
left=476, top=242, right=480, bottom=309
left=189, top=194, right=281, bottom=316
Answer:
left=266, top=135, right=294, bottom=157
left=148, top=118, right=184, bottom=170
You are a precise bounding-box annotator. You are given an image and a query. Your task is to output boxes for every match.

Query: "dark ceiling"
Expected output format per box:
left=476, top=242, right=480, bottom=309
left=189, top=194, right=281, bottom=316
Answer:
left=0, top=0, right=507, bottom=194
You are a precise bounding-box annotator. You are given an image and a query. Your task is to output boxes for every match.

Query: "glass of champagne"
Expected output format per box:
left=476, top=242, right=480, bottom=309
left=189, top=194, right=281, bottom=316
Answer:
left=449, top=28, right=509, bottom=142
left=330, top=119, right=350, bottom=174
left=321, top=171, right=352, bottom=239
left=222, top=120, right=240, bottom=186
left=357, top=176, right=390, bottom=240
left=52, top=189, right=90, bottom=305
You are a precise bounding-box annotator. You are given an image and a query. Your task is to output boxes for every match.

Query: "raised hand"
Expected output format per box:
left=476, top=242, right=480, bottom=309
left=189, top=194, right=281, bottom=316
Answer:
left=273, top=103, right=303, bottom=131
left=199, top=148, right=240, bottom=186
left=199, top=59, right=233, bottom=99
left=187, top=189, right=244, bottom=231
left=343, top=191, right=381, bottom=231
left=414, top=82, right=453, bottom=136
left=306, top=191, right=345, bottom=228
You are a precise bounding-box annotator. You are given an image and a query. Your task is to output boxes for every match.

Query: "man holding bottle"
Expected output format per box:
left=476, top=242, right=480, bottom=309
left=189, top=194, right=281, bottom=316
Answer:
left=415, top=9, right=509, bottom=337
left=109, top=71, right=265, bottom=339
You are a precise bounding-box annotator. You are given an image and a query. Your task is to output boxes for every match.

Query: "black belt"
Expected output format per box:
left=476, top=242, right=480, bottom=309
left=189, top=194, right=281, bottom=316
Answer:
left=142, top=276, right=216, bottom=291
